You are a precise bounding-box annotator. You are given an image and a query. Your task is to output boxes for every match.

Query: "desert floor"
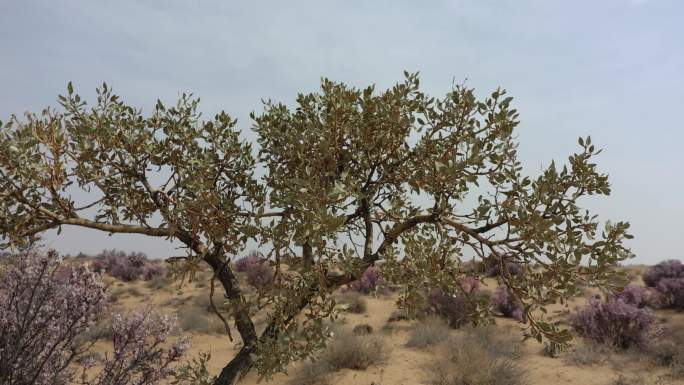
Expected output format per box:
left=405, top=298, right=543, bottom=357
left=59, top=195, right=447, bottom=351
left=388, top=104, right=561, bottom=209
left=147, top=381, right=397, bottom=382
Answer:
left=76, top=263, right=684, bottom=385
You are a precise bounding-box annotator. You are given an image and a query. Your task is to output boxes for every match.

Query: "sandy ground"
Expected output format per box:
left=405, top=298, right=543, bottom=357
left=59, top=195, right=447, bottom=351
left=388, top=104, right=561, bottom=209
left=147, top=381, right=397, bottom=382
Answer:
left=77, top=266, right=684, bottom=385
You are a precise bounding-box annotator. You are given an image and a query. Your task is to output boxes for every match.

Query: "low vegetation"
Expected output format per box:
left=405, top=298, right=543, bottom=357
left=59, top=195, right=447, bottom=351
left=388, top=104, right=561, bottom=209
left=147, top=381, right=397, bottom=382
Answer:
left=429, top=326, right=526, bottom=385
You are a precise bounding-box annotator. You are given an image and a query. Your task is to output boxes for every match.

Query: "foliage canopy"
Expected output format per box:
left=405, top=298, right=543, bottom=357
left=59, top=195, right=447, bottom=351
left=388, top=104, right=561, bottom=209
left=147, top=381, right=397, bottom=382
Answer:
left=0, top=73, right=633, bottom=384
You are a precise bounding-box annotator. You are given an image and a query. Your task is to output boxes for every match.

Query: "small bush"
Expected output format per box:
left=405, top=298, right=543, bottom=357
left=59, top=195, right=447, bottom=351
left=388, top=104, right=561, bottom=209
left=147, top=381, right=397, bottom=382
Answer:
left=347, top=265, right=388, bottom=295
left=323, top=329, right=387, bottom=370
left=234, top=251, right=264, bottom=272
left=569, top=297, right=657, bottom=349
left=91, top=249, right=164, bottom=282
left=426, top=289, right=491, bottom=328
left=430, top=326, right=526, bottom=385
left=353, top=324, right=373, bottom=335
left=655, top=278, right=684, bottom=310
left=484, top=259, right=524, bottom=278
left=614, top=283, right=660, bottom=308
left=0, top=250, right=108, bottom=385
left=246, top=261, right=273, bottom=289
left=406, top=317, right=451, bottom=348
left=234, top=251, right=273, bottom=289
left=643, top=260, right=684, bottom=288
left=80, top=311, right=189, bottom=385
left=338, top=292, right=367, bottom=314
left=563, top=342, right=611, bottom=366
left=493, top=286, right=526, bottom=322
left=289, top=359, right=332, bottom=385
left=177, top=308, right=211, bottom=333
left=649, top=327, right=684, bottom=378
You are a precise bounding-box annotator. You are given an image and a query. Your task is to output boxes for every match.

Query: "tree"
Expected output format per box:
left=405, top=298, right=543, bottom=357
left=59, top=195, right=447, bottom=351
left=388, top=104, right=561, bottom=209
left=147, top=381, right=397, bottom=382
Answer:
left=0, top=73, right=633, bottom=384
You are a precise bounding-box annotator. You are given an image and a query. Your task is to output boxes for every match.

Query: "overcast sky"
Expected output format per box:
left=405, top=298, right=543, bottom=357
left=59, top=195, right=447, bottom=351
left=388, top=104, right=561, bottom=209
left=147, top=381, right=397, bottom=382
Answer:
left=1, top=0, right=681, bottom=264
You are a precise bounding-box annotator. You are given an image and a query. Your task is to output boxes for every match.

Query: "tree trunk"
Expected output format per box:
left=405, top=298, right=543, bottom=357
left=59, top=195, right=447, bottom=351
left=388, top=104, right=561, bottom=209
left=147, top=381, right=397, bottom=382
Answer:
left=214, top=346, right=253, bottom=385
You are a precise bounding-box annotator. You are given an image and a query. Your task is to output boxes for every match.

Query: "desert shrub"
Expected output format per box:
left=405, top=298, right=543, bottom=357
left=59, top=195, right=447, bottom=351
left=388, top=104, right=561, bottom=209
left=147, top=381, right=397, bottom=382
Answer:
left=388, top=309, right=411, bottom=322
left=613, top=283, right=660, bottom=308
left=338, top=292, right=367, bottom=314
left=347, top=265, right=388, bottom=295
left=493, top=286, right=526, bottom=322
left=430, top=326, right=526, bottom=385
left=289, top=358, right=332, bottom=385
left=569, top=297, right=657, bottom=349
left=0, top=250, right=108, bottom=385
left=484, top=259, right=524, bottom=278
left=171, top=352, right=217, bottom=385
left=426, top=289, right=491, bottom=328
left=643, top=260, right=684, bottom=287
left=353, top=324, right=373, bottom=335
left=246, top=261, right=273, bottom=289
left=234, top=251, right=273, bottom=289
left=649, top=327, right=684, bottom=378
left=177, top=307, right=211, bottom=333
left=655, top=278, right=684, bottom=310
left=563, top=342, right=611, bottom=366
left=235, top=251, right=264, bottom=272
left=322, top=328, right=387, bottom=370
left=79, top=311, right=189, bottom=385
left=91, top=249, right=164, bottom=282
left=406, top=316, right=451, bottom=348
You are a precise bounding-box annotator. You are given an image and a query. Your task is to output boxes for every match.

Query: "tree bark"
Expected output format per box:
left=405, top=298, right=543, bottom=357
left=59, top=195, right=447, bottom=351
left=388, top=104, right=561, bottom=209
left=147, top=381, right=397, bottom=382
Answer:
left=214, top=346, right=254, bottom=385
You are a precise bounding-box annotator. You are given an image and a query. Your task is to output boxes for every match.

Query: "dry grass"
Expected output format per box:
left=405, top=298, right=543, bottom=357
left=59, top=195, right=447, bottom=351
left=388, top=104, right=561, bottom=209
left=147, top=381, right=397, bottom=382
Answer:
left=290, top=327, right=388, bottom=385
left=337, top=292, right=367, bottom=314
left=406, top=316, right=451, bottom=348
left=429, top=326, right=527, bottom=385
left=564, top=342, right=612, bottom=366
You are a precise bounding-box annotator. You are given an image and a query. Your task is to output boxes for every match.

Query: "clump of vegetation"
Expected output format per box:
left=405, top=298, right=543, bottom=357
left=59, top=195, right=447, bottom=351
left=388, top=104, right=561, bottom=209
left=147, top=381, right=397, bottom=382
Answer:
left=406, top=316, right=451, bottom=348
left=234, top=252, right=273, bottom=289
left=234, top=251, right=264, bottom=272
left=613, top=283, right=660, bottom=309
left=569, top=297, right=657, bottom=349
left=493, top=286, right=526, bottom=322
left=483, top=260, right=525, bottom=278
left=649, top=327, right=684, bottom=378
left=563, top=342, right=612, bottom=366
left=91, top=249, right=166, bottom=282
left=0, top=250, right=108, bottom=384
left=643, top=260, right=684, bottom=310
left=429, top=326, right=526, bottom=385
left=353, top=323, right=373, bottom=335
left=426, top=288, right=492, bottom=328
left=0, top=250, right=188, bottom=385
left=290, top=327, right=387, bottom=385
left=338, top=292, right=368, bottom=314
left=347, top=265, right=389, bottom=295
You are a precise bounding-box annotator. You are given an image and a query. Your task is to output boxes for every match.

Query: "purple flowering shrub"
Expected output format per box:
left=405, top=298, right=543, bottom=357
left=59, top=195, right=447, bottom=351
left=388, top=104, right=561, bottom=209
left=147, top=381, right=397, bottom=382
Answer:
left=642, top=260, right=684, bottom=310
left=613, top=283, right=661, bottom=309
left=426, top=284, right=491, bottom=329
left=91, top=249, right=166, bottom=282
left=643, top=260, right=684, bottom=287
left=0, top=250, right=107, bottom=385
left=347, top=266, right=388, bottom=295
left=493, top=286, right=526, bottom=322
left=79, top=311, right=189, bottom=385
left=0, top=250, right=188, bottom=385
left=483, top=259, right=524, bottom=278
left=234, top=252, right=273, bottom=289
left=235, top=251, right=264, bottom=272
left=569, top=297, right=657, bottom=349
left=246, top=262, right=273, bottom=289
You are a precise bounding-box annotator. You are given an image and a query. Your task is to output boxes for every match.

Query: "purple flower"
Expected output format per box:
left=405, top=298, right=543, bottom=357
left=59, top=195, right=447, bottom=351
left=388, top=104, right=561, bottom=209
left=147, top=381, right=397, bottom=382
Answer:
left=569, top=297, right=657, bottom=349
left=493, top=286, right=526, bottom=322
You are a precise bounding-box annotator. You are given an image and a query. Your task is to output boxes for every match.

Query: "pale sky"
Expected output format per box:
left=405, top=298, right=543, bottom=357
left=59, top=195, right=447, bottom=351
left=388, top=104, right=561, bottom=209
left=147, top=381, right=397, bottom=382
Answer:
left=1, top=0, right=681, bottom=264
